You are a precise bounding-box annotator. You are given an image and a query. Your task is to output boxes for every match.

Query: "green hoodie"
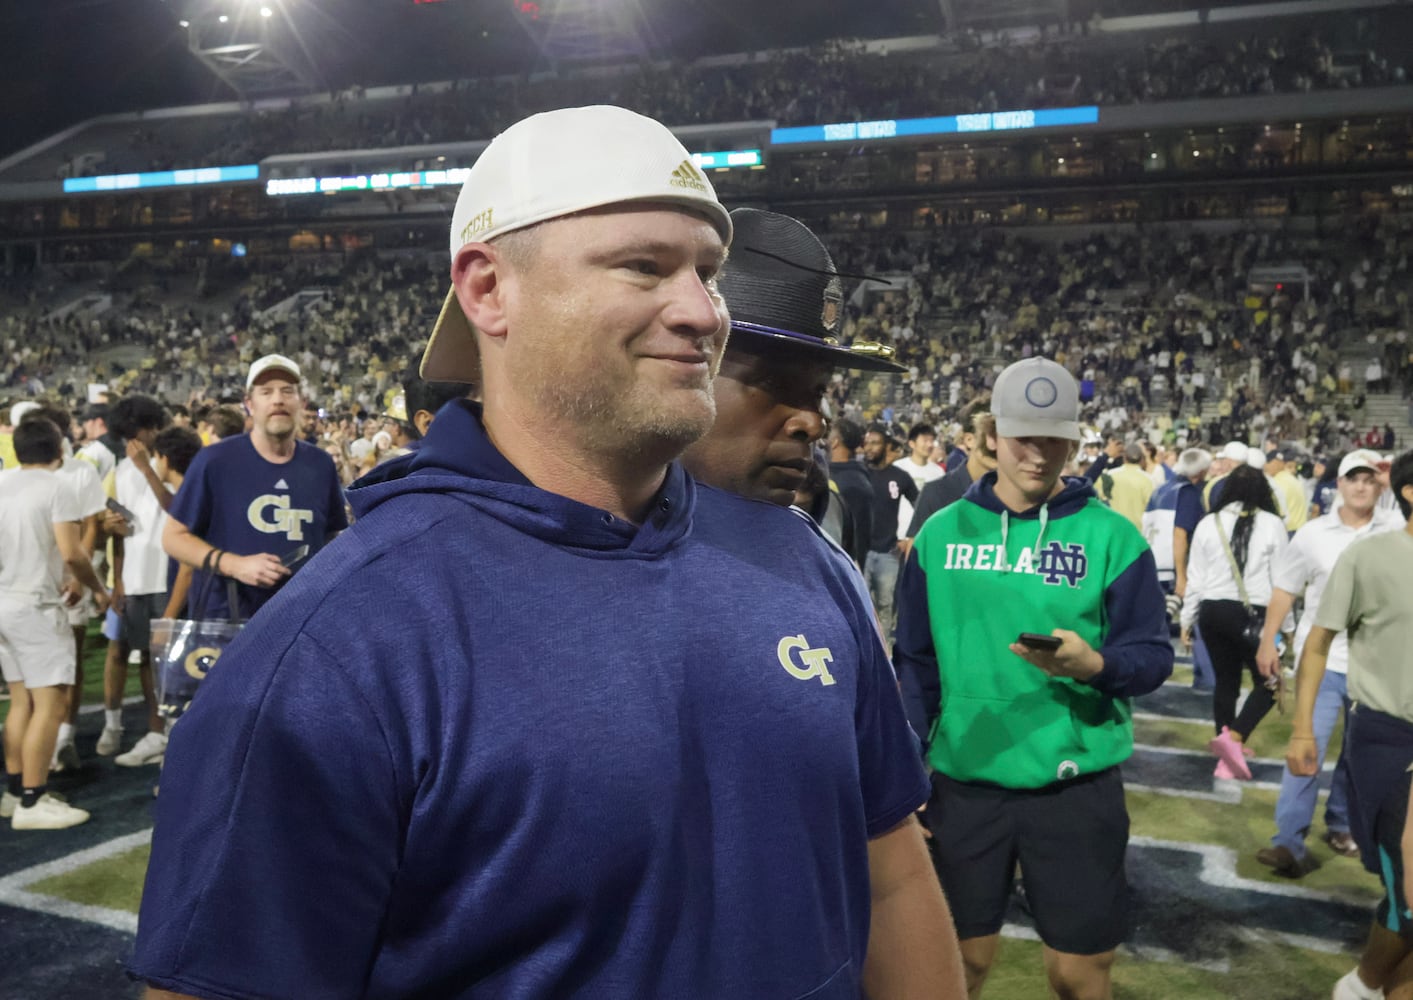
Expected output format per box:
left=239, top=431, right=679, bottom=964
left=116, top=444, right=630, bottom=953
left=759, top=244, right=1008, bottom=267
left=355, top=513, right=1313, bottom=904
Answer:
left=896, top=473, right=1174, bottom=789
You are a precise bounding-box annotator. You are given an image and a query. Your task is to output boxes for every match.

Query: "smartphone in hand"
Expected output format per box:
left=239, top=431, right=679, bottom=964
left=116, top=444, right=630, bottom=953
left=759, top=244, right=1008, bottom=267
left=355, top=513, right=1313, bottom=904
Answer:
left=1017, top=632, right=1062, bottom=651
left=281, top=544, right=311, bottom=569
left=106, top=497, right=136, bottom=521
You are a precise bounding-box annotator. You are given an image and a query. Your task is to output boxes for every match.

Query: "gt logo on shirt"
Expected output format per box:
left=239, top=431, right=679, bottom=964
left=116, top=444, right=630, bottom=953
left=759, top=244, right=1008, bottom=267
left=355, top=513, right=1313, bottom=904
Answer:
left=247, top=494, right=314, bottom=541
left=777, top=634, right=836, bottom=686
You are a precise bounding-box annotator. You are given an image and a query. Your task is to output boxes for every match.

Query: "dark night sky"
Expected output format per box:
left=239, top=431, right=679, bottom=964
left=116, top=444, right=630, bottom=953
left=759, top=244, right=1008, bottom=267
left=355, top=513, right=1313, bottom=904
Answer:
left=0, top=0, right=944, bottom=161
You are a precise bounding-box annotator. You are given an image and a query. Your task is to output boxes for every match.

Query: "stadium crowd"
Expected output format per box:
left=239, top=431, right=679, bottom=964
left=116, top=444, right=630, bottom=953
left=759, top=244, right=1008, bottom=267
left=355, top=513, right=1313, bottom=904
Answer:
left=3, top=100, right=1413, bottom=997
left=5, top=213, right=1413, bottom=487
left=54, top=18, right=1409, bottom=177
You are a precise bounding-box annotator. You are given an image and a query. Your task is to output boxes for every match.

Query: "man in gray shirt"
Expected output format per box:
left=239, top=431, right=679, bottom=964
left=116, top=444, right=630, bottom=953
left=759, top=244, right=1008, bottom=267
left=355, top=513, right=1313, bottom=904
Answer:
left=1287, top=449, right=1413, bottom=1000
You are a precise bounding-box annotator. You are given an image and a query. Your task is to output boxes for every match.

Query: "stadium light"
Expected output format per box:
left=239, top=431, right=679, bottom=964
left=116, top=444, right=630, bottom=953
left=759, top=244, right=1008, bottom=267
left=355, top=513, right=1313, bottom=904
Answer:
left=261, top=6, right=272, bottom=16
left=218, top=13, right=229, bottom=22
left=179, top=18, right=190, bottom=26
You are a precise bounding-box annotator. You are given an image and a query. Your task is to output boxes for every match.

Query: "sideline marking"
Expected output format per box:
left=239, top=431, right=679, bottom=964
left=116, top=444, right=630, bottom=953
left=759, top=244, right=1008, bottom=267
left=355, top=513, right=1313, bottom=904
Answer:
left=1130, top=835, right=1374, bottom=909
left=0, top=828, right=151, bottom=934
left=1000, top=922, right=1231, bottom=973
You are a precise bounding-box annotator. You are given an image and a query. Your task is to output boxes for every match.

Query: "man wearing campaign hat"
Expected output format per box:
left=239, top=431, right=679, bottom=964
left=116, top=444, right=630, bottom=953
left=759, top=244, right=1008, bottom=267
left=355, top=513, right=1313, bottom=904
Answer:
left=134, top=108, right=958, bottom=1000
left=158, top=353, right=347, bottom=621
left=681, top=207, right=905, bottom=508
left=898, top=356, right=1172, bottom=998
left=1254, top=448, right=1403, bottom=880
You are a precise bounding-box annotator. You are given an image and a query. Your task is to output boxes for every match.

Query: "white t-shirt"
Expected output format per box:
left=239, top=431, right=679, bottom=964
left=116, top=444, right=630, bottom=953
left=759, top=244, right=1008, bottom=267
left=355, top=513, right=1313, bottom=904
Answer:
left=0, top=467, right=81, bottom=603
left=56, top=456, right=108, bottom=522
left=1273, top=508, right=1404, bottom=674
left=77, top=439, right=117, bottom=482
left=114, top=458, right=172, bottom=596
left=893, top=457, right=945, bottom=494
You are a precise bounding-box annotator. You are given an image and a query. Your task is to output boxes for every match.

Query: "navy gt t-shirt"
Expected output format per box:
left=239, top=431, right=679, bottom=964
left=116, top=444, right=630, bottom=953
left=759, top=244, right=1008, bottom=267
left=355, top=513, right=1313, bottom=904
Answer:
left=169, top=435, right=347, bottom=619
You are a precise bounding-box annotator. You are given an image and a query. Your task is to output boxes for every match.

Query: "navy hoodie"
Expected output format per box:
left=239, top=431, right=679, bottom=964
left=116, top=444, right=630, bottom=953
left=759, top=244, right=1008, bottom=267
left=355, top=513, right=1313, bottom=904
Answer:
left=131, top=400, right=928, bottom=1000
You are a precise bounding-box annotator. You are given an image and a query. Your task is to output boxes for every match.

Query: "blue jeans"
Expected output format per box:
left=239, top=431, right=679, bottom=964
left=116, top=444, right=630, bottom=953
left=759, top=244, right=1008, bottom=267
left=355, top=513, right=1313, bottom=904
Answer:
left=864, top=549, right=901, bottom=639
left=1272, top=670, right=1352, bottom=859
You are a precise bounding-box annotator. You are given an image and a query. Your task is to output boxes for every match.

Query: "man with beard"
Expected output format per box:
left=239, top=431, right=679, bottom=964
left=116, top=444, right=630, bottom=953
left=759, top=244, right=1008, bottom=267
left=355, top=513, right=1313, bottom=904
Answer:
left=160, top=354, right=346, bottom=620
left=133, top=108, right=956, bottom=1000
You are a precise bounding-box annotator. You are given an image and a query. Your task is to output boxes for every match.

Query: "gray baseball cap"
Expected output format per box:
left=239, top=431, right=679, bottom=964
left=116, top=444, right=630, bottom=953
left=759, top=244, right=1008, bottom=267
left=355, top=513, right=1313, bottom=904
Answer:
left=991, top=357, right=1081, bottom=442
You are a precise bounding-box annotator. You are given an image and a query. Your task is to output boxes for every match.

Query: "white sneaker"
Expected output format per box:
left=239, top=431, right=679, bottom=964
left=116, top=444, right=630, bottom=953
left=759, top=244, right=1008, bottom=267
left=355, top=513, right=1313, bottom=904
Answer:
left=0, top=790, right=16, bottom=819
left=96, top=726, right=124, bottom=756
left=1333, top=968, right=1385, bottom=1000
left=115, top=730, right=167, bottom=767
left=50, top=740, right=81, bottom=773
left=11, top=793, right=90, bottom=830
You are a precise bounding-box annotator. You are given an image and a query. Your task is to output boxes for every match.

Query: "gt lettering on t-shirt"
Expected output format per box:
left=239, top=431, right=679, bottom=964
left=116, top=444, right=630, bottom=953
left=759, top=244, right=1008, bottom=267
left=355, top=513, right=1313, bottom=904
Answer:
left=941, top=541, right=1090, bottom=587
left=247, top=494, right=316, bottom=541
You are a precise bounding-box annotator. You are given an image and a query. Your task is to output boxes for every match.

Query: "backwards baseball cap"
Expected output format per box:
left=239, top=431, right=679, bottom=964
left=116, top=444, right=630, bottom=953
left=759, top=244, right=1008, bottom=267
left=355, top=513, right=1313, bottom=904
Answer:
left=246, top=354, right=302, bottom=391
left=421, top=105, right=734, bottom=383
left=1339, top=448, right=1384, bottom=478
left=10, top=400, right=40, bottom=426
left=717, top=208, right=904, bottom=374
left=990, top=357, right=1080, bottom=441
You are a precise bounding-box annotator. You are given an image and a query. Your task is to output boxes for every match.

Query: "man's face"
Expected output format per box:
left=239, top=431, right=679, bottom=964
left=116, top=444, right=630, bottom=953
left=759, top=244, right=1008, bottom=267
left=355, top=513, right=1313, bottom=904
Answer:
left=494, top=206, right=728, bottom=457
left=171, top=413, right=191, bottom=429
left=82, top=418, right=105, bottom=442
left=681, top=345, right=830, bottom=506
left=1338, top=470, right=1380, bottom=516
left=1211, top=457, right=1233, bottom=477
left=246, top=372, right=303, bottom=441
left=990, top=433, right=1075, bottom=506
left=862, top=432, right=889, bottom=467
left=910, top=433, right=935, bottom=464
left=133, top=424, right=160, bottom=450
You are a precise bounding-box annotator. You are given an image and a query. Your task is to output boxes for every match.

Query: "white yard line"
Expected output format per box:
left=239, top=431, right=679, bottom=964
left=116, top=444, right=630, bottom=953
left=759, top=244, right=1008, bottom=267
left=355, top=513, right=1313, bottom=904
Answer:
left=1129, top=835, right=1373, bottom=909
left=1001, top=922, right=1232, bottom=972
left=0, top=828, right=152, bottom=934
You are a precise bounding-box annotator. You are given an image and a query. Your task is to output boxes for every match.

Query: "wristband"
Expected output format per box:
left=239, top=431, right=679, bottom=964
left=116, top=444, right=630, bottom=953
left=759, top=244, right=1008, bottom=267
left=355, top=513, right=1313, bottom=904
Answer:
left=213, top=549, right=225, bottom=574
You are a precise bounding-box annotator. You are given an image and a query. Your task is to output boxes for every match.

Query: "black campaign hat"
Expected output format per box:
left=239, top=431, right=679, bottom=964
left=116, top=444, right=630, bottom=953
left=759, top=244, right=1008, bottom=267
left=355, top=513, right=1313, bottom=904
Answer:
left=719, top=208, right=906, bottom=374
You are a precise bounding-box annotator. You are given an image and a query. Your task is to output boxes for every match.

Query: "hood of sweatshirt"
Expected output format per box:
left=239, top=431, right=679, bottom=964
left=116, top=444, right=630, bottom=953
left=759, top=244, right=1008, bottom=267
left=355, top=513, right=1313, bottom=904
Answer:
left=960, top=472, right=1098, bottom=572
left=345, top=399, right=694, bottom=558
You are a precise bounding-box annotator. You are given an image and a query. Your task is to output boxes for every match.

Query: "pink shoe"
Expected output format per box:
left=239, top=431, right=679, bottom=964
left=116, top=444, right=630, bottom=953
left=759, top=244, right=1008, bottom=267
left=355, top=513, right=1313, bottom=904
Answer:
left=1209, top=727, right=1253, bottom=780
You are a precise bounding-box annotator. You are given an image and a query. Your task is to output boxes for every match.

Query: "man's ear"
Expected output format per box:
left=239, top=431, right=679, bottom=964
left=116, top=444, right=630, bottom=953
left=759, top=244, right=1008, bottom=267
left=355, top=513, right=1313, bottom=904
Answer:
left=413, top=410, right=435, bottom=437
left=451, top=243, right=511, bottom=342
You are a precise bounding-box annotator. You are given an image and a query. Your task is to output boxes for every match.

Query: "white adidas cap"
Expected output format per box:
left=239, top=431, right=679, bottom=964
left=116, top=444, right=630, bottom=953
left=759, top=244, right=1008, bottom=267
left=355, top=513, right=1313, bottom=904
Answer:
left=246, top=353, right=302, bottom=391
left=990, top=357, right=1080, bottom=441
left=421, top=105, right=734, bottom=383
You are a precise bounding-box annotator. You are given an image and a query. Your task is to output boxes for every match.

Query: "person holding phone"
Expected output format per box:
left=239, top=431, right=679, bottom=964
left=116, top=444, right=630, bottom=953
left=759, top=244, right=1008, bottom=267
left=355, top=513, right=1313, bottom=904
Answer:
left=161, top=354, right=347, bottom=622
left=897, top=357, right=1173, bottom=1000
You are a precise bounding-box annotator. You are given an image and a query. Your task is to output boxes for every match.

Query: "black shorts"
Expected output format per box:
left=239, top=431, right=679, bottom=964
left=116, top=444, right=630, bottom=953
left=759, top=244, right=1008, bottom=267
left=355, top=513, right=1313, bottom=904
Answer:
left=1372, top=769, right=1413, bottom=939
left=1345, top=706, right=1413, bottom=939
left=119, top=592, right=166, bottom=656
left=924, top=767, right=1130, bottom=955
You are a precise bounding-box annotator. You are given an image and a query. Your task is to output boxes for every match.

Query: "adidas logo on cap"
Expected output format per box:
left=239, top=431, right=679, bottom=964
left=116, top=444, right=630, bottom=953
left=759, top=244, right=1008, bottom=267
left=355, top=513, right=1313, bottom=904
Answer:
left=669, top=159, right=708, bottom=193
